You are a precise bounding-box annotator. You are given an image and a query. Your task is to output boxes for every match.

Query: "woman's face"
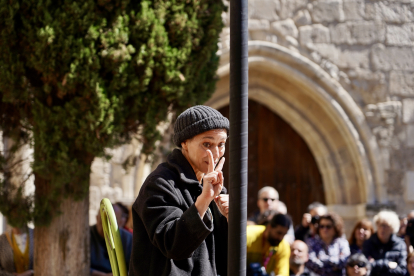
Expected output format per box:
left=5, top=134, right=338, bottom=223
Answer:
left=376, top=220, right=394, bottom=244
left=355, top=226, right=372, bottom=244
left=319, top=218, right=335, bottom=242
left=181, top=129, right=227, bottom=175
left=408, top=255, right=414, bottom=275
left=346, top=265, right=368, bottom=276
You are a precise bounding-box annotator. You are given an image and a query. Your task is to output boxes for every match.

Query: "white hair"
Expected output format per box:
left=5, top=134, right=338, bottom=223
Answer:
left=257, top=186, right=279, bottom=200
left=373, top=210, right=400, bottom=234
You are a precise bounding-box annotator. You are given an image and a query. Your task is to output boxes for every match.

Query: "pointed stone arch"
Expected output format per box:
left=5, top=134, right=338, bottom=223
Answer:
left=206, top=41, right=387, bottom=219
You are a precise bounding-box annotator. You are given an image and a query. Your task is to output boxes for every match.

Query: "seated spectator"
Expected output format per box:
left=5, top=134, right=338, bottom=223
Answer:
left=0, top=226, right=34, bottom=276
left=91, top=204, right=133, bottom=276
left=305, top=212, right=350, bottom=276
left=346, top=253, right=371, bottom=276
left=289, top=240, right=311, bottom=276
left=397, top=210, right=414, bottom=239
left=407, top=251, right=414, bottom=276
left=248, top=186, right=280, bottom=225
left=362, top=210, right=407, bottom=276
left=348, top=219, right=373, bottom=254
left=295, top=202, right=328, bottom=242
left=406, top=219, right=414, bottom=254
left=257, top=209, right=295, bottom=245
left=397, top=215, right=407, bottom=239
left=249, top=187, right=295, bottom=244
left=247, top=213, right=291, bottom=276
left=114, top=202, right=133, bottom=233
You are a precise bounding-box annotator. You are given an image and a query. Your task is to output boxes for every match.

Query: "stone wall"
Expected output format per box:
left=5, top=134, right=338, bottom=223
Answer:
left=219, top=0, right=414, bottom=218
left=87, top=0, right=414, bottom=229
left=2, top=0, right=413, bottom=232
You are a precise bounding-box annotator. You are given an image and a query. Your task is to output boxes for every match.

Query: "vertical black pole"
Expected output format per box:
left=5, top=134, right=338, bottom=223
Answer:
left=228, top=0, right=248, bottom=274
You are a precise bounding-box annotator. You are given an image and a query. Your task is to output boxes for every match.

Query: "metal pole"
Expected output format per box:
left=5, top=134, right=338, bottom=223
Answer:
left=228, top=0, right=248, bottom=274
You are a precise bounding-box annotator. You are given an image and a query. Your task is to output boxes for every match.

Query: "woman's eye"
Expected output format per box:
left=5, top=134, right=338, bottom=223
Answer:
left=203, top=143, right=211, bottom=148
left=219, top=143, right=225, bottom=147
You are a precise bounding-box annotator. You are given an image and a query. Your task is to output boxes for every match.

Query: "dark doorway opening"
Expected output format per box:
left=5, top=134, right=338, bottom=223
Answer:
left=219, top=100, right=325, bottom=227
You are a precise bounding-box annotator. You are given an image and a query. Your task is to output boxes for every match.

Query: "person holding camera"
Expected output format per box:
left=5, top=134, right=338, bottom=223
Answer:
left=295, top=202, right=328, bottom=242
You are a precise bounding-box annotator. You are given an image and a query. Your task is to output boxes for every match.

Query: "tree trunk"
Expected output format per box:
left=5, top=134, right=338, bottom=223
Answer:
left=34, top=194, right=90, bottom=276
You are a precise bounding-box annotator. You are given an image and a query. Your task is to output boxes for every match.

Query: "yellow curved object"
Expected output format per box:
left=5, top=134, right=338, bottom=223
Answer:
left=100, top=198, right=127, bottom=276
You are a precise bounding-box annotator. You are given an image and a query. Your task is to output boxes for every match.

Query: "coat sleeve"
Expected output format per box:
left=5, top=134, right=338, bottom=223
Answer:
left=136, top=176, right=213, bottom=260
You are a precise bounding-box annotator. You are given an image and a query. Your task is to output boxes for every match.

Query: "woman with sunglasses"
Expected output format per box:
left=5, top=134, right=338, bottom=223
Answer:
left=348, top=219, right=374, bottom=255
left=346, top=253, right=371, bottom=276
left=305, top=212, right=350, bottom=276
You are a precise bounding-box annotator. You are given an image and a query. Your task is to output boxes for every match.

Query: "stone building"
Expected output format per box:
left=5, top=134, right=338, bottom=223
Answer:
left=2, top=0, right=414, bottom=236
left=213, top=0, right=414, bottom=232
left=89, top=0, right=414, bottom=233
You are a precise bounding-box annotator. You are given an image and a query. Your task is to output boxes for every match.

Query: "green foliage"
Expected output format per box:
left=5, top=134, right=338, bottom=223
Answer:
left=0, top=0, right=224, bottom=226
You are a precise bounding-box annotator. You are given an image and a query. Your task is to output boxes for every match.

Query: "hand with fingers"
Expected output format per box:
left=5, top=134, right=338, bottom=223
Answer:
left=202, top=149, right=225, bottom=200
left=195, top=149, right=226, bottom=219
left=214, top=194, right=229, bottom=221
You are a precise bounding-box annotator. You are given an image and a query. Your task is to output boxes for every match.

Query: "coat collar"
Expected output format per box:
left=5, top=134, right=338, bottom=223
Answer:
left=372, top=232, right=397, bottom=246
left=167, top=149, right=200, bottom=185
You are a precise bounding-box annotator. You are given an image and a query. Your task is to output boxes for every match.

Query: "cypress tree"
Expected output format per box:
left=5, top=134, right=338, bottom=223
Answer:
left=0, top=0, right=224, bottom=274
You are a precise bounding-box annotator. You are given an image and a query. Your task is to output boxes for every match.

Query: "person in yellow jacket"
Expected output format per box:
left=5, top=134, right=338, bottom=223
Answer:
left=247, top=213, right=291, bottom=276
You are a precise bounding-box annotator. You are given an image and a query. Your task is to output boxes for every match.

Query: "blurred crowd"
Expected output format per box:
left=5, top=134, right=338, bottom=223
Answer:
left=1, top=188, right=414, bottom=276
left=246, top=186, right=414, bottom=276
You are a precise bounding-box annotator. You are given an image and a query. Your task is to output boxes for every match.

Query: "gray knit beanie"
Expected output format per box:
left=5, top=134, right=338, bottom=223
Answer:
left=173, top=105, right=230, bottom=147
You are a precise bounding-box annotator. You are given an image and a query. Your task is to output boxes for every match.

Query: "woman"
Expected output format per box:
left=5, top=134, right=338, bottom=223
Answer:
left=407, top=251, right=414, bottom=276
left=129, top=105, right=230, bottom=276
left=349, top=219, right=374, bottom=254
left=305, top=212, right=351, bottom=276
left=362, top=210, right=407, bottom=276
left=346, top=253, right=371, bottom=276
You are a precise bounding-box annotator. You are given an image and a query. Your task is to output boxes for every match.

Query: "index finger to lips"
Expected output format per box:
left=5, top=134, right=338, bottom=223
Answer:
left=215, top=156, right=225, bottom=172
left=207, top=150, right=214, bottom=173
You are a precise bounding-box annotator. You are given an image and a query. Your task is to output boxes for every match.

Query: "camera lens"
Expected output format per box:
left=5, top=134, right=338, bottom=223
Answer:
left=311, top=215, right=319, bottom=225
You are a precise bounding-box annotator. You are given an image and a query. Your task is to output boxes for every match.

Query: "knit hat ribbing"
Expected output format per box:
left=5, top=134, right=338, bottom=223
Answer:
left=173, top=105, right=229, bottom=147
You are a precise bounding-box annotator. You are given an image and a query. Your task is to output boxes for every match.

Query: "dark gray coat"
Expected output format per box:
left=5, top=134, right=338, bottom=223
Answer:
left=129, top=149, right=228, bottom=276
left=362, top=233, right=407, bottom=276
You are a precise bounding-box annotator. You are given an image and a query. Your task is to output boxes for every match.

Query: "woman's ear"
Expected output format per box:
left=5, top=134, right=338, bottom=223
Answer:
left=181, top=140, right=188, bottom=151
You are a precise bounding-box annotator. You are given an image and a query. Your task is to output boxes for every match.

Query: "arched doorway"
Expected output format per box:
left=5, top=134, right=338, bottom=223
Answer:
left=207, top=41, right=387, bottom=233
left=219, top=100, right=325, bottom=225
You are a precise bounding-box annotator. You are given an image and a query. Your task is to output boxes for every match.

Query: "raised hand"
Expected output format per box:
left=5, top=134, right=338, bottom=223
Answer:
left=202, top=150, right=225, bottom=200
left=195, top=150, right=225, bottom=219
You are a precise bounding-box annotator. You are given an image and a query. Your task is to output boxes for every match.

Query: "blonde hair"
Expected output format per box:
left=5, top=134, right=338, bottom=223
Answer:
left=373, top=210, right=400, bottom=234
